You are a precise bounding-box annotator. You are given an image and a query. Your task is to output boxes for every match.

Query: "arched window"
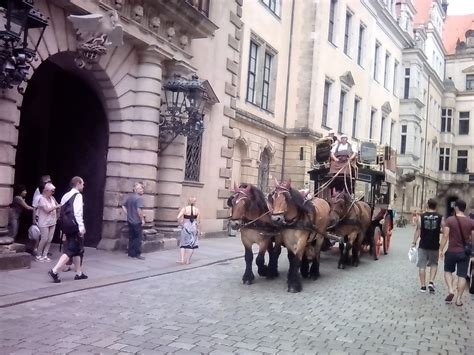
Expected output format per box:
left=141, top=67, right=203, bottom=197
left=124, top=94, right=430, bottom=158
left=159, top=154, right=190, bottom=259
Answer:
left=258, top=148, right=271, bottom=193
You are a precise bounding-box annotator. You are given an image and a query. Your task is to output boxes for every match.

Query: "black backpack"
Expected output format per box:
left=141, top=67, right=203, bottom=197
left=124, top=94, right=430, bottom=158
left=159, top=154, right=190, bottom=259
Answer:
left=59, top=193, right=79, bottom=235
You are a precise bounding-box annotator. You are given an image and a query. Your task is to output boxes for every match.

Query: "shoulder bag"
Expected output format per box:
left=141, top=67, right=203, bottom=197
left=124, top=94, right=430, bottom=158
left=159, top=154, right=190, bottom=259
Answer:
left=454, top=216, right=472, bottom=257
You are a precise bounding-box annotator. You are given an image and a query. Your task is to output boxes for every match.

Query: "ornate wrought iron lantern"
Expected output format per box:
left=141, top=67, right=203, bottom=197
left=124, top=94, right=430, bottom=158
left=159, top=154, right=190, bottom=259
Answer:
left=160, top=74, right=210, bottom=138
left=0, top=0, right=48, bottom=90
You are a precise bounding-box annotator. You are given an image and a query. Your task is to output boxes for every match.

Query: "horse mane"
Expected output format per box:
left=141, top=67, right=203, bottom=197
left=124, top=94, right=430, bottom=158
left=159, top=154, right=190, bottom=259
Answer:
left=288, top=187, right=315, bottom=218
left=239, top=184, right=269, bottom=213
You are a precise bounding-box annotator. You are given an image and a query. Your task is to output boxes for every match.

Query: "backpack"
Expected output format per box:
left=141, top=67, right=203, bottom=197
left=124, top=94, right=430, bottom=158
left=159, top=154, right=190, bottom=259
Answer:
left=59, top=193, right=79, bottom=235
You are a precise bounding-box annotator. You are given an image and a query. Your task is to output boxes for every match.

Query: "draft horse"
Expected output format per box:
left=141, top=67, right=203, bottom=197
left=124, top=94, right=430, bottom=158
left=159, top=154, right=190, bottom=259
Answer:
left=328, top=191, right=371, bottom=269
left=269, top=179, right=331, bottom=292
left=228, top=183, right=281, bottom=285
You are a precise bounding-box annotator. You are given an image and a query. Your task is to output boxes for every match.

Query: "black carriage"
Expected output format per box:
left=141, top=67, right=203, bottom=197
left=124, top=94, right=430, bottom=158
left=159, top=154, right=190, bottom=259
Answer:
left=308, top=138, right=395, bottom=260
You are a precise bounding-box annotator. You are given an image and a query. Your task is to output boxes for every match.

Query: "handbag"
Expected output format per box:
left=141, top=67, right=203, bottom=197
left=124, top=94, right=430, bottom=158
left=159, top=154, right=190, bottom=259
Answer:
left=408, top=247, right=418, bottom=264
left=454, top=216, right=472, bottom=257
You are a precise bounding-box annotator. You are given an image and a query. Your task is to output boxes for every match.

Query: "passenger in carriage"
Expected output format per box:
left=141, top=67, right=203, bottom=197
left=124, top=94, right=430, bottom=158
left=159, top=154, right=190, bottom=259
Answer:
left=329, top=134, right=358, bottom=194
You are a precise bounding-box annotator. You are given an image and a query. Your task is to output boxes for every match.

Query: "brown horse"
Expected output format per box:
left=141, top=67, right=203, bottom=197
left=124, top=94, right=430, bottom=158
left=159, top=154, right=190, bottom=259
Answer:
left=228, top=183, right=281, bottom=285
left=269, top=180, right=331, bottom=292
left=328, top=191, right=371, bottom=268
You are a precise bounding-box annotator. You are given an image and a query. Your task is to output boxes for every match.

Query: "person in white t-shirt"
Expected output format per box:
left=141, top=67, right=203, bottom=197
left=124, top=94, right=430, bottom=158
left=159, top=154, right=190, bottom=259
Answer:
left=329, top=134, right=358, bottom=193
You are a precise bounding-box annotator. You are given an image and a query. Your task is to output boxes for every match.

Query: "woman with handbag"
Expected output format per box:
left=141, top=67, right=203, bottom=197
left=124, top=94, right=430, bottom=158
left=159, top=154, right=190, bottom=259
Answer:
left=439, top=199, right=474, bottom=306
left=36, top=183, right=61, bottom=262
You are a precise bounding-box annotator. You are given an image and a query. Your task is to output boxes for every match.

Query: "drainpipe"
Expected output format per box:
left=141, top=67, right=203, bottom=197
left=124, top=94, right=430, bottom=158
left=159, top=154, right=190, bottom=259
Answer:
left=281, top=0, right=296, bottom=181
left=420, top=72, right=431, bottom=207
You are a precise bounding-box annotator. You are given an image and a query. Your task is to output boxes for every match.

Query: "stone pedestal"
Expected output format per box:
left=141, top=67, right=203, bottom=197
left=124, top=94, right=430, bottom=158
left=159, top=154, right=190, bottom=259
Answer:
left=119, top=224, right=178, bottom=253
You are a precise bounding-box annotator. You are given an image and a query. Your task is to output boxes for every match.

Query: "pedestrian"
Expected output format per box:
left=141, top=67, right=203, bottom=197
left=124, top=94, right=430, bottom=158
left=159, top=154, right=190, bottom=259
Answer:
left=122, top=182, right=146, bottom=260
left=32, top=175, right=52, bottom=224
left=48, top=176, right=88, bottom=283
left=439, top=199, right=474, bottom=306
left=36, top=183, right=61, bottom=262
left=411, top=198, right=442, bottom=293
left=8, top=184, right=34, bottom=240
left=176, top=197, right=200, bottom=265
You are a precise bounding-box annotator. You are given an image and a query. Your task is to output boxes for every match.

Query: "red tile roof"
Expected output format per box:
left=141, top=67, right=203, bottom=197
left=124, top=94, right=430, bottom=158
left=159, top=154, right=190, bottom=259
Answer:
left=443, top=15, right=474, bottom=55
left=413, top=0, right=434, bottom=25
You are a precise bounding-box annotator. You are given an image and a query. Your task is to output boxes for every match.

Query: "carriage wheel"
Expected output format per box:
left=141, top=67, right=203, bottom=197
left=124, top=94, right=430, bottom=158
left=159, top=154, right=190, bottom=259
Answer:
left=383, top=214, right=393, bottom=255
left=373, top=227, right=382, bottom=260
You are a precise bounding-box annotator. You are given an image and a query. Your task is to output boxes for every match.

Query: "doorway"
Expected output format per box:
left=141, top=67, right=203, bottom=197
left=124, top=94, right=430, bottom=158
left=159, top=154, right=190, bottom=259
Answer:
left=14, top=54, right=109, bottom=247
left=446, top=196, right=458, bottom=218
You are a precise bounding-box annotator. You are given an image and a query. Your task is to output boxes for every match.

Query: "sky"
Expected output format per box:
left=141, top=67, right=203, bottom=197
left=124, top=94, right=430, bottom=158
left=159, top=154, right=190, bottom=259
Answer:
left=446, top=0, right=474, bottom=15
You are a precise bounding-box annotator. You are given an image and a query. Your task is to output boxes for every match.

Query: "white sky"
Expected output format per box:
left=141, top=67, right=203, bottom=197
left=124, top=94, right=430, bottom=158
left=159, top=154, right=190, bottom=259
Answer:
left=447, top=0, right=474, bottom=15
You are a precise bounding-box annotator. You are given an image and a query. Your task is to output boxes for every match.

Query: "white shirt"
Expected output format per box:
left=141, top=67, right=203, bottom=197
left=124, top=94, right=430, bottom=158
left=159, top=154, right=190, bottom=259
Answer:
left=60, top=188, right=86, bottom=234
left=32, top=188, right=41, bottom=208
left=331, top=142, right=358, bottom=154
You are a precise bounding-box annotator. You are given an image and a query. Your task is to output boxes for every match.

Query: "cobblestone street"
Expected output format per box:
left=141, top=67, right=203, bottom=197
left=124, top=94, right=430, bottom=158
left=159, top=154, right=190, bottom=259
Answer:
left=0, top=226, right=472, bottom=355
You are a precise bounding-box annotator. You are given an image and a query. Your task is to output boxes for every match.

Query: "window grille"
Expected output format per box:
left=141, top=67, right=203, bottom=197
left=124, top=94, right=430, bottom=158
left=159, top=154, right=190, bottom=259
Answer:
left=184, top=133, right=203, bottom=181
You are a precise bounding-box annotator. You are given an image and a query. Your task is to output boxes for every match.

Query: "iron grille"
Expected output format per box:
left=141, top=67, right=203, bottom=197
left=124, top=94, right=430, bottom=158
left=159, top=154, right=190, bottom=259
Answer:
left=258, top=150, right=270, bottom=193
left=185, top=133, right=203, bottom=181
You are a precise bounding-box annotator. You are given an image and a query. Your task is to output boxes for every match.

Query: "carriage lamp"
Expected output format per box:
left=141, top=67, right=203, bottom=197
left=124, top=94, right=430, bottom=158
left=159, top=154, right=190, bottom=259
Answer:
left=0, top=0, right=48, bottom=91
left=159, top=74, right=218, bottom=152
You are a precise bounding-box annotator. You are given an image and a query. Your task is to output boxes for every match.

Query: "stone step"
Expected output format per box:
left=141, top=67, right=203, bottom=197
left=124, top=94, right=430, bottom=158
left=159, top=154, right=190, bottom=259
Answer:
left=0, top=252, right=31, bottom=270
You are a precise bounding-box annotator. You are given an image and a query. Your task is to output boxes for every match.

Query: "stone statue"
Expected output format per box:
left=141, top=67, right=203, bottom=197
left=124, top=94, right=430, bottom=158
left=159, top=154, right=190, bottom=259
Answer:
left=68, top=10, right=124, bottom=69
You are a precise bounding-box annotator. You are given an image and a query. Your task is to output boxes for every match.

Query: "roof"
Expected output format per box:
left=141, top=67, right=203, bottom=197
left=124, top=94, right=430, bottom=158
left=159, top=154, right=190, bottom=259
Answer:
left=443, top=15, right=474, bottom=55
left=413, top=0, right=434, bottom=25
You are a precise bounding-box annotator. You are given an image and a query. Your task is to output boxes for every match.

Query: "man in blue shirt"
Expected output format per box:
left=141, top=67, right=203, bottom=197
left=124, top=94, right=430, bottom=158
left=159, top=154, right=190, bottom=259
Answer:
left=122, top=182, right=146, bottom=260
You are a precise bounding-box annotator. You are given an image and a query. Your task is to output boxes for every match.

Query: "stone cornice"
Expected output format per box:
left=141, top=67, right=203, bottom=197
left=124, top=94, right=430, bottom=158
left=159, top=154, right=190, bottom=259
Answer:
left=235, top=109, right=286, bottom=138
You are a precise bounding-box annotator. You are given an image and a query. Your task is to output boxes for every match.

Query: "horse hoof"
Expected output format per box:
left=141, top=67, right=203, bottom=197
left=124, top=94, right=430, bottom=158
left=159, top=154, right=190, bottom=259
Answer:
left=242, top=279, right=253, bottom=285
left=311, top=274, right=320, bottom=281
left=287, top=286, right=302, bottom=293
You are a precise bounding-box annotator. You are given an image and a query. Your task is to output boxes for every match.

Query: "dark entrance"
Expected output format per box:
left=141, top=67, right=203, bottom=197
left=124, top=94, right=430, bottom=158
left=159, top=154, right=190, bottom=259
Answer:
left=15, top=54, right=108, bottom=247
left=446, top=196, right=458, bottom=218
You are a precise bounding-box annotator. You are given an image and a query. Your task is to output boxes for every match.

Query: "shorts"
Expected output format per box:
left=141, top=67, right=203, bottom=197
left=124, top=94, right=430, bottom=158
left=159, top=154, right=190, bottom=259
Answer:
left=416, top=248, right=439, bottom=268
left=64, top=234, right=84, bottom=258
left=444, top=252, right=469, bottom=278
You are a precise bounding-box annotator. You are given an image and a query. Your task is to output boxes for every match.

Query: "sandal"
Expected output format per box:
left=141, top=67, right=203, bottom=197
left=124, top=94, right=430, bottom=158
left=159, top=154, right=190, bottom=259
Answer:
left=444, top=293, right=454, bottom=303
left=455, top=301, right=463, bottom=307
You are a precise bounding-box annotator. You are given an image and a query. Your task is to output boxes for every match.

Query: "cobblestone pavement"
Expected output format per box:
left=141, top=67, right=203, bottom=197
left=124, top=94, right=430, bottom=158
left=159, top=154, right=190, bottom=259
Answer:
left=0, top=226, right=472, bottom=354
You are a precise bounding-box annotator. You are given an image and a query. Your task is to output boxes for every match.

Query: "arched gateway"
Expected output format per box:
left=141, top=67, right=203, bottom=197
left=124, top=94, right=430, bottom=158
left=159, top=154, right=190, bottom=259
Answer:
left=15, top=53, right=109, bottom=247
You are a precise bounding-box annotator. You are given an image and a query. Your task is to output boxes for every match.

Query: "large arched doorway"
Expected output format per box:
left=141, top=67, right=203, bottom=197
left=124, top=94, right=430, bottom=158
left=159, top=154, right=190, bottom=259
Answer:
left=15, top=53, right=109, bottom=247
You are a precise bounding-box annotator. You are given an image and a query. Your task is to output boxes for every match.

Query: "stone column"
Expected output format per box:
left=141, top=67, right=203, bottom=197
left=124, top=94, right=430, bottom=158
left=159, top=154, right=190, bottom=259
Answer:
left=0, top=90, right=19, bottom=242
left=99, top=47, right=164, bottom=250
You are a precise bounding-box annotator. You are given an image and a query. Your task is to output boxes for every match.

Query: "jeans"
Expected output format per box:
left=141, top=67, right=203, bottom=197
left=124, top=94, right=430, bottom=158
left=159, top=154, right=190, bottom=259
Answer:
left=128, top=222, right=143, bottom=257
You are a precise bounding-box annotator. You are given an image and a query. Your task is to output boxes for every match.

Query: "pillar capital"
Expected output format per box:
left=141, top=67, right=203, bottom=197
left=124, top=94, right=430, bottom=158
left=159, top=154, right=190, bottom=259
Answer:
left=139, top=45, right=170, bottom=64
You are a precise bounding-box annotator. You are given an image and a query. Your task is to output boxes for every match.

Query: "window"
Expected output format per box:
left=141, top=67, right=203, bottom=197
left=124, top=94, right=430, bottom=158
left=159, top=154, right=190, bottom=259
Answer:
left=393, top=60, right=399, bottom=95
left=380, top=116, right=386, bottom=144
left=184, top=133, right=203, bottom=181
left=459, top=111, right=470, bottom=135
left=322, top=81, right=331, bottom=127
left=261, top=52, right=273, bottom=110
left=344, top=11, right=352, bottom=55
left=261, top=0, right=280, bottom=16
left=373, top=42, right=380, bottom=80
left=370, top=109, right=376, bottom=140
left=328, top=0, right=337, bottom=43
left=441, top=108, right=452, bottom=132
left=383, top=52, right=390, bottom=89
left=404, top=68, right=410, bottom=99
left=357, top=24, right=365, bottom=66
left=439, top=147, right=450, bottom=171
left=246, top=41, right=258, bottom=104
left=456, top=150, right=468, bottom=173
left=466, top=74, right=474, bottom=91
left=337, top=90, right=346, bottom=133
left=400, top=124, right=407, bottom=154
left=352, top=97, right=359, bottom=138
left=389, top=121, right=394, bottom=147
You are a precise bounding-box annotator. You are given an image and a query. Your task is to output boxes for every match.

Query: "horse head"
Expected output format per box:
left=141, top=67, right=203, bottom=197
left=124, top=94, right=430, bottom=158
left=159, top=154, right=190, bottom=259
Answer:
left=329, top=191, right=350, bottom=227
left=227, top=182, right=252, bottom=230
left=270, top=178, right=300, bottom=225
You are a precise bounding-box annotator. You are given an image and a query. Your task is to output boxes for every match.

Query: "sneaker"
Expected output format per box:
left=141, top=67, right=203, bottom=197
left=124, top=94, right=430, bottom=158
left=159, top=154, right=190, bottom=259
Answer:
left=43, top=257, right=52, bottom=262
left=420, top=286, right=427, bottom=293
left=48, top=269, right=61, bottom=283
left=428, top=282, right=435, bottom=293
left=35, top=256, right=42, bottom=262
left=134, top=255, right=146, bottom=260
left=74, top=273, right=88, bottom=280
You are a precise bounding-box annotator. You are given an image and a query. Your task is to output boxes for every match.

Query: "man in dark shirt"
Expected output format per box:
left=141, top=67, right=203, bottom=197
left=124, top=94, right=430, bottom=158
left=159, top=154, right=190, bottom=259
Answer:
left=439, top=199, right=474, bottom=306
left=122, top=182, right=146, bottom=260
left=412, top=198, right=442, bottom=293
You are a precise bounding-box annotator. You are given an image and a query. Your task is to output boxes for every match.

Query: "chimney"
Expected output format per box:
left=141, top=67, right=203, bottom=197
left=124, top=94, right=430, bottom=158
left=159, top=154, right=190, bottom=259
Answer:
left=441, top=0, right=448, bottom=15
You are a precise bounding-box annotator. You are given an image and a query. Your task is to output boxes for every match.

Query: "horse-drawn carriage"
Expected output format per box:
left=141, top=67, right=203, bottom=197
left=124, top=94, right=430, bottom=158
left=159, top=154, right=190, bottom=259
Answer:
left=309, top=138, right=395, bottom=260
left=227, top=137, right=396, bottom=293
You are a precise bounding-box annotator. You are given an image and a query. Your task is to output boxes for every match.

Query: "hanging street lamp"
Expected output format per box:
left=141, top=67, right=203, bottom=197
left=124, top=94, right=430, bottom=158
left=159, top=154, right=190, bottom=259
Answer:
left=0, top=0, right=48, bottom=91
left=159, top=74, right=218, bottom=152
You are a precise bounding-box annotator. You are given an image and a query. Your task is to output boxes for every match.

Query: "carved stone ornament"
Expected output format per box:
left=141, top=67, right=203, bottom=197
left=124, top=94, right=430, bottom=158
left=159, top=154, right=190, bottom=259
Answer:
left=132, top=5, right=144, bottom=22
left=179, top=35, right=189, bottom=48
left=68, top=10, right=124, bottom=69
left=114, top=0, right=123, bottom=10
left=167, top=26, right=176, bottom=39
left=150, top=16, right=161, bottom=31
